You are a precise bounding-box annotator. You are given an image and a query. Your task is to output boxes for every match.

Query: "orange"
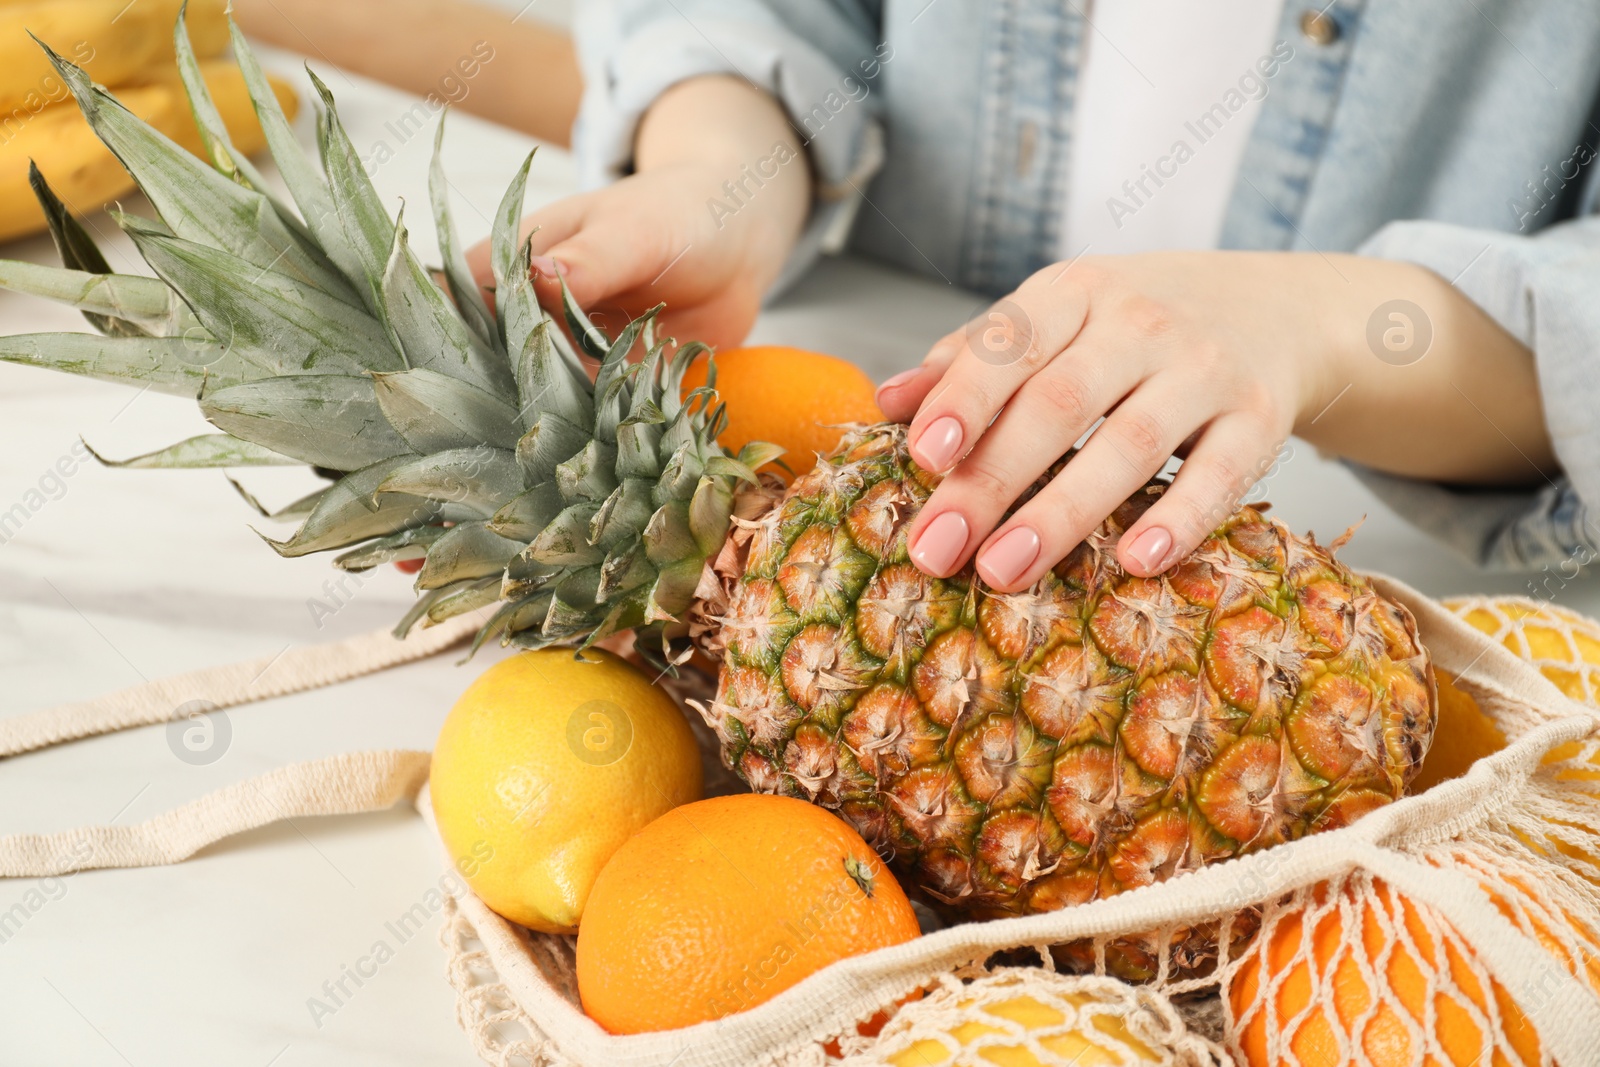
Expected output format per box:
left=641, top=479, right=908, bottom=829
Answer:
left=682, top=345, right=881, bottom=478
left=1228, top=879, right=1547, bottom=1067
left=576, top=794, right=921, bottom=1034
left=1407, top=668, right=1508, bottom=793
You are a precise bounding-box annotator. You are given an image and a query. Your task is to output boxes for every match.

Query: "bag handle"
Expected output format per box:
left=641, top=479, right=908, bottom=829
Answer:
left=0, top=611, right=489, bottom=879
left=0, top=750, right=430, bottom=878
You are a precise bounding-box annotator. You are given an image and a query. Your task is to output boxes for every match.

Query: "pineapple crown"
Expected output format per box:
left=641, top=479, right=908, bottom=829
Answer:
left=0, top=11, right=780, bottom=661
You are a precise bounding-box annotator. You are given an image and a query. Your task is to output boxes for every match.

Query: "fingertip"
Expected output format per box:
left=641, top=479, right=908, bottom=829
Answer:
left=1118, top=523, right=1176, bottom=577
left=909, top=415, right=966, bottom=473
left=907, top=510, right=970, bottom=578
left=974, top=524, right=1042, bottom=591
left=875, top=367, right=925, bottom=419
left=530, top=247, right=598, bottom=310
left=529, top=254, right=564, bottom=279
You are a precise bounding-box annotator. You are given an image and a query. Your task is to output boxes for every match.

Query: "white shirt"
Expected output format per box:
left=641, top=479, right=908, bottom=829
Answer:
left=1063, top=0, right=1288, bottom=257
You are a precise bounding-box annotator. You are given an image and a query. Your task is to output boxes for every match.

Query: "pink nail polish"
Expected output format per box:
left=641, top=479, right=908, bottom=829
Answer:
left=978, top=526, right=1041, bottom=587
left=914, top=416, right=964, bottom=471
left=1123, top=526, right=1174, bottom=574
left=529, top=255, right=563, bottom=278
left=909, top=512, right=969, bottom=576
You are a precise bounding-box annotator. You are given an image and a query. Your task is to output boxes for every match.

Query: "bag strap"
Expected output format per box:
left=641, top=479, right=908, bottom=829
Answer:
left=0, top=611, right=489, bottom=879
left=0, top=750, right=430, bottom=878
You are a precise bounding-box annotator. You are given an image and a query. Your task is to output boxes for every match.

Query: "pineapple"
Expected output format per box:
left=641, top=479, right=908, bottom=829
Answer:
left=0, top=18, right=1436, bottom=975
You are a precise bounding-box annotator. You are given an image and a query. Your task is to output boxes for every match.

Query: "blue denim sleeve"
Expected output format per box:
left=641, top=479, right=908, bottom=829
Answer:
left=1351, top=214, right=1600, bottom=571
left=571, top=0, right=887, bottom=292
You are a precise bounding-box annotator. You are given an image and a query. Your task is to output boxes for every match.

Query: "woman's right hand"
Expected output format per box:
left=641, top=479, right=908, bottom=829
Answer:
left=466, top=75, right=811, bottom=352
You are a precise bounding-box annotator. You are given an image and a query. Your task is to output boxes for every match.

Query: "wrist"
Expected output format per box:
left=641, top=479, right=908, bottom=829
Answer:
left=637, top=78, right=810, bottom=291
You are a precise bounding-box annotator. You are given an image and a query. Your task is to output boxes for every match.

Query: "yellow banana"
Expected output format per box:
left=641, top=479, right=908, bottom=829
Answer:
left=0, top=84, right=176, bottom=243
left=0, top=0, right=227, bottom=116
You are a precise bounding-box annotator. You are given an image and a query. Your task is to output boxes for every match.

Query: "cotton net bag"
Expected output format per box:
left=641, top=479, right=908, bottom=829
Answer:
left=3, top=576, right=1599, bottom=1067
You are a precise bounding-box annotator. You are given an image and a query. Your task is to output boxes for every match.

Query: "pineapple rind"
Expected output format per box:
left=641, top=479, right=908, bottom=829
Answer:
left=702, top=425, right=1436, bottom=978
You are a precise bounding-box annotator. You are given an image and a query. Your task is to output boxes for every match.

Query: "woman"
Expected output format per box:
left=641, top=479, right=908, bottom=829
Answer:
left=247, top=0, right=1600, bottom=590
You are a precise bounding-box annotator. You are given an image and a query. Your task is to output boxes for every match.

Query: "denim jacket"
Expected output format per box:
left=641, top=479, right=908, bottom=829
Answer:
left=572, top=0, right=1600, bottom=573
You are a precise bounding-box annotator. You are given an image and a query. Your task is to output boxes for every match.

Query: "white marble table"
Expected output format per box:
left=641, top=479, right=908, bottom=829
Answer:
left=1, top=43, right=1596, bottom=1067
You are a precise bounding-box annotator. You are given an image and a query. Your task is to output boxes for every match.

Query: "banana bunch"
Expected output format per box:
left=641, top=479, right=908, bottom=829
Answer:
left=0, top=0, right=298, bottom=242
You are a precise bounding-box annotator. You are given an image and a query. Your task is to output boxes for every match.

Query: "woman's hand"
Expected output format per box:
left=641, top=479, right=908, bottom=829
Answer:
left=466, top=75, right=810, bottom=352
left=877, top=250, right=1556, bottom=591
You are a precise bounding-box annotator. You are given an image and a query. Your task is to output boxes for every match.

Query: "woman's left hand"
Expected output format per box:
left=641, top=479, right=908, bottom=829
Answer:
left=874, top=249, right=1554, bottom=591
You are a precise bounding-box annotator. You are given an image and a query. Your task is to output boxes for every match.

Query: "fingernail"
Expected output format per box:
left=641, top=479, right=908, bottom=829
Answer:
left=914, top=416, right=964, bottom=471
left=876, top=368, right=920, bottom=406
left=910, top=511, right=969, bottom=576
left=1123, top=526, right=1174, bottom=575
left=529, top=255, right=564, bottom=278
left=977, top=526, right=1041, bottom=587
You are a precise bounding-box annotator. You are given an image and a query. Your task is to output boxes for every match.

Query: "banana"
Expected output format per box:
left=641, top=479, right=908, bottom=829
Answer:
left=0, top=85, right=176, bottom=243
left=0, top=0, right=227, bottom=116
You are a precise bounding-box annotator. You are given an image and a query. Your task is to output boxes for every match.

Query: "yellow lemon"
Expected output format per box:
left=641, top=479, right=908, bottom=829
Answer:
left=886, top=992, right=1161, bottom=1066
left=430, top=649, right=702, bottom=933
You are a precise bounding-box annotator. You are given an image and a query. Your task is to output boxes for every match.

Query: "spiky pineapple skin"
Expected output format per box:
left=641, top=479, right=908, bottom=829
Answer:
left=700, top=424, right=1435, bottom=976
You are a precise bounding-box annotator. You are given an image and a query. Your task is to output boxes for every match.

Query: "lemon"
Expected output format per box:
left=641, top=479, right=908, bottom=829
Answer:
left=429, top=649, right=702, bottom=933
left=887, top=993, right=1160, bottom=1067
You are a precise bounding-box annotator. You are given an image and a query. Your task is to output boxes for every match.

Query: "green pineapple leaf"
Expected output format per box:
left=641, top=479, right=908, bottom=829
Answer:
left=262, top=458, right=441, bottom=557
left=40, top=37, right=356, bottom=305
left=487, top=482, right=564, bottom=541
left=374, top=446, right=524, bottom=515
left=489, top=150, right=535, bottom=304
left=371, top=367, right=522, bottom=453
left=229, top=478, right=329, bottom=521
left=26, top=164, right=145, bottom=337
left=0, top=260, right=198, bottom=337
left=335, top=524, right=450, bottom=570
left=200, top=375, right=413, bottom=469
left=172, top=1, right=241, bottom=179
left=228, top=20, right=355, bottom=278
left=558, top=275, right=610, bottom=361
left=514, top=319, right=593, bottom=433
left=379, top=204, right=512, bottom=395
left=307, top=69, right=399, bottom=305
left=172, top=3, right=313, bottom=249
left=415, top=521, right=524, bottom=590
left=0, top=333, right=243, bottom=395
left=83, top=433, right=300, bottom=469
left=515, top=410, right=590, bottom=484
left=423, top=576, right=502, bottom=625
left=121, top=219, right=402, bottom=377
left=428, top=112, right=500, bottom=357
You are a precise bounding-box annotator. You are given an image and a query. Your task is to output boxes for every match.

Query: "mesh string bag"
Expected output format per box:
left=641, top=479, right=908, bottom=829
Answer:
left=3, top=578, right=1600, bottom=1066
